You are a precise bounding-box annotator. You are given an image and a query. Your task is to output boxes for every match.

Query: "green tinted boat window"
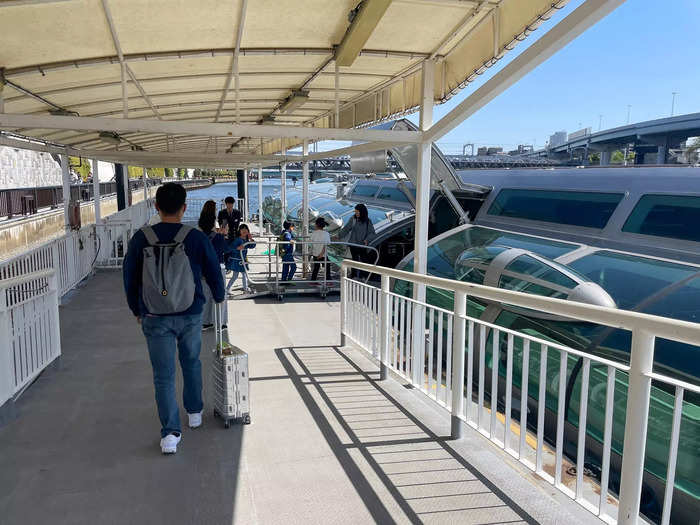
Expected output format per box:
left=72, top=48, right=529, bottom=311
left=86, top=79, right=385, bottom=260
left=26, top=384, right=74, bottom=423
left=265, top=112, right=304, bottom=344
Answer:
left=622, top=194, right=700, bottom=242
left=488, top=189, right=623, bottom=229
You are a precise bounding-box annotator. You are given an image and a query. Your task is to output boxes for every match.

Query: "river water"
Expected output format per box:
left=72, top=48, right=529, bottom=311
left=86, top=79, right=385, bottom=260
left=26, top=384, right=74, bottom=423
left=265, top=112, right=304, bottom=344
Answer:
left=186, top=176, right=303, bottom=216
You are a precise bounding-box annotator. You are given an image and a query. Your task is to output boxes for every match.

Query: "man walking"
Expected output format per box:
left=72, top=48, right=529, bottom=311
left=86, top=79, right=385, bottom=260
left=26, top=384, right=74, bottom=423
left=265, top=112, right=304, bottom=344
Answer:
left=217, top=196, right=242, bottom=241
left=123, top=183, right=225, bottom=454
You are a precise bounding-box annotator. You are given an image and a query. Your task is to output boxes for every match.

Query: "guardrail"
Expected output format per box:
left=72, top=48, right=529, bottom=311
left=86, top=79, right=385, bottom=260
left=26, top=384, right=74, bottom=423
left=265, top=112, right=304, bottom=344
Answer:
left=0, top=178, right=209, bottom=220
left=240, top=239, right=379, bottom=296
left=0, top=197, right=155, bottom=408
left=0, top=268, right=61, bottom=407
left=340, top=260, right=700, bottom=525
left=183, top=197, right=245, bottom=224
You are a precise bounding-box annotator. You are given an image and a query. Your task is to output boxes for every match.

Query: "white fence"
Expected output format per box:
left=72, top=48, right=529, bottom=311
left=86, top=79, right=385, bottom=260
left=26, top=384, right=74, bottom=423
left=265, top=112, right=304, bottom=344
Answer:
left=0, top=198, right=154, bottom=407
left=340, top=260, right=700, bottom=525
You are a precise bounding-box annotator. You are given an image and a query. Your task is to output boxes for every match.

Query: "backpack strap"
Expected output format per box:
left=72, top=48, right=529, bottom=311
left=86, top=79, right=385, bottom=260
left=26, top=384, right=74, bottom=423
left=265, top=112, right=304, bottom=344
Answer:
left=173, top=224, right=193, bottom=244
left=141, top=225, right=160, bottom=246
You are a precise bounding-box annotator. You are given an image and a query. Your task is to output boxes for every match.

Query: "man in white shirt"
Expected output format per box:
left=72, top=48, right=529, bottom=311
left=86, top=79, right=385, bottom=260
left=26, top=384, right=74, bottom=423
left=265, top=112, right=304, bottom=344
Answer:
left=310, top=217, right=331, bottom=283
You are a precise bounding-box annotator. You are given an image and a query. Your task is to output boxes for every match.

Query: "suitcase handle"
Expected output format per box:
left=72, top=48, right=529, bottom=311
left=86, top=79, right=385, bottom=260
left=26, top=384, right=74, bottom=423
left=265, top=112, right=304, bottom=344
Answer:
left=214, top=301, right=225, bottom=357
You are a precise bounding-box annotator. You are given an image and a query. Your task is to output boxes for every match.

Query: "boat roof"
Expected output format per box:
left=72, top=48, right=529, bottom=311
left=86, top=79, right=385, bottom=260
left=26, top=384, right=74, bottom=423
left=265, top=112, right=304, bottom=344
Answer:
left=0, top=0, right=563, bottom=155
left=458, top=166, right=700, bottom=194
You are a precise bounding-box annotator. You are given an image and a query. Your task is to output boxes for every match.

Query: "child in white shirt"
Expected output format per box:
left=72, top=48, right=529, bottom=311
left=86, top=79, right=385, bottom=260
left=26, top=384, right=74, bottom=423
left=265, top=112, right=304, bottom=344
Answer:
left=310, top=217, right=331, bottom=282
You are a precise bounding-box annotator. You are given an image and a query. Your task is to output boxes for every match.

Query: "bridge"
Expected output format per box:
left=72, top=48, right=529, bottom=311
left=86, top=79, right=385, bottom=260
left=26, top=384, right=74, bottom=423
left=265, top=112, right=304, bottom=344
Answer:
left=530, top=113, right=700, bottom=165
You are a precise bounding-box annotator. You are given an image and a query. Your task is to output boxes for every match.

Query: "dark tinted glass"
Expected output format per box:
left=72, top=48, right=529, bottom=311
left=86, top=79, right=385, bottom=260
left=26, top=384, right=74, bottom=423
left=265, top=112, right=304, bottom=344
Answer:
left=351, top=185, right=380, bottom=197
left=622, top=194, right=700, bottom=242
left=488, top=189, right=623, bottom=228
left=376, top=187, right=410, bottom=203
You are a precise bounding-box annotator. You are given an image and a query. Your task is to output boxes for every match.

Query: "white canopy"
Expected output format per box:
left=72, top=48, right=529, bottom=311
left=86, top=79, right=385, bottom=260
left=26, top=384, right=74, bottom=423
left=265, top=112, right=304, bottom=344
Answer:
left=0, top=0, right=570, bottom=160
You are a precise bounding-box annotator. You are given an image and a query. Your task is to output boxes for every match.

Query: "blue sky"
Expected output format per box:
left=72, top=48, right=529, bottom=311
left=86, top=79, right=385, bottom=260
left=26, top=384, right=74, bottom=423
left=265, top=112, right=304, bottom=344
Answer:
left=311, top=0, right=699, bottom=155
left=426, top=0, right=700, bottom=154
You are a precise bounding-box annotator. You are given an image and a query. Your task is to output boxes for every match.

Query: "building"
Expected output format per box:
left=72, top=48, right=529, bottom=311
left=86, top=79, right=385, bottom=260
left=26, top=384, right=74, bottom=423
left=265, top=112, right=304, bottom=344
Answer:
left=549, top=131, right=568, bottom=148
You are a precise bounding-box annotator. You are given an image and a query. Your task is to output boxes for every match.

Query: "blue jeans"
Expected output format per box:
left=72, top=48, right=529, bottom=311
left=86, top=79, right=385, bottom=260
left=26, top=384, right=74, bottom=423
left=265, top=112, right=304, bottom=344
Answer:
left=142, top=313, right=203, bottom=438
left=226, top=270, right=248, bottom=292
left=281, top=253, right=296, bottom=281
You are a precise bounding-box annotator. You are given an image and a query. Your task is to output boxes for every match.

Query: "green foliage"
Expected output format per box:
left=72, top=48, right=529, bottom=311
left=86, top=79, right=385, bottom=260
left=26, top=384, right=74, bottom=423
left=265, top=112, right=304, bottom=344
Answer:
left=69, top=157, right=91, bottom=181
left=176, top=168, right=187, bottom=179
left=127, top=166, right=143, bottom=179
left=164, top=167, right=174, bottom=179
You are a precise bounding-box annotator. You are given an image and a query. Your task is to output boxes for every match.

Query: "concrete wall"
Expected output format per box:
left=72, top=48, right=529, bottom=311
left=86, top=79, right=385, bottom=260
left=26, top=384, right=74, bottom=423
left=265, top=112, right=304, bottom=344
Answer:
left=0, top=147, right=62, bottom=189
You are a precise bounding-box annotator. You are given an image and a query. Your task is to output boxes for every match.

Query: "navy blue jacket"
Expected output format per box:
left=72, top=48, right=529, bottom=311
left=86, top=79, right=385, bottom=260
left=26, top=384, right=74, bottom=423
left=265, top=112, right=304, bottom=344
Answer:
left=123, top=223, right=226, bottom=317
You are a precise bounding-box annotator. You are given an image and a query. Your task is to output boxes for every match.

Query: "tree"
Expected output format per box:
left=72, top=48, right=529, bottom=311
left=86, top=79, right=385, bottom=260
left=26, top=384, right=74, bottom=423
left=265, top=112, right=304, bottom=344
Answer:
left=164, top=167, right=174, bottom=179
left=685, top=137, right=700, bottom=164
left=69, top=156, right=91, bottom=181
left=176, top=168, right=187, bottom=179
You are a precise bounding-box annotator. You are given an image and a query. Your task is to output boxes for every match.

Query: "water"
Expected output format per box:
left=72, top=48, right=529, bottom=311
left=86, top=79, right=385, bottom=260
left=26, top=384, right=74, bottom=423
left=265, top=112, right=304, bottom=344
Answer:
left=186, top=173, right=333, bottom=216
left=187, top=179, right=297, bottom=215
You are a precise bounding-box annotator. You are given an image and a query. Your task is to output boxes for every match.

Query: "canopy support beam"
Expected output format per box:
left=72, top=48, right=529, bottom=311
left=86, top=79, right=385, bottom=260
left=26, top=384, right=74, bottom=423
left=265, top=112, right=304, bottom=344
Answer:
left=302, top=139, right=310, bottom=275
left=92, top=159, right=101, bottom=224
left=0, top=113, right=422, bottom=143
left=217, top=0, right=248, bottom=124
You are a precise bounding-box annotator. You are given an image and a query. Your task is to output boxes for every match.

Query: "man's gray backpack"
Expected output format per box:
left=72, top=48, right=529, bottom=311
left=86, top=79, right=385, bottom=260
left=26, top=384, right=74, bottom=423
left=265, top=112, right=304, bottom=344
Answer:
left=141, top=225, right=195, bottom=314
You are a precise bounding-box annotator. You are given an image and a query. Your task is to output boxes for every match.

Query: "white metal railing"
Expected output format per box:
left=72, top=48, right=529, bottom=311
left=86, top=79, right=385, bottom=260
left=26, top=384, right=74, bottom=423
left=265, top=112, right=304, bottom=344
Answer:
left=96, top=199, right=154, bottom=268
left=239, top=238, right=379, bottom=296
left=183, top=197, right=244, bottom=224
left=340, top=260, right=700, bottom=525
left=0, top=269, right=60, bottom=406
left=0, top=198, right=154, bottom=407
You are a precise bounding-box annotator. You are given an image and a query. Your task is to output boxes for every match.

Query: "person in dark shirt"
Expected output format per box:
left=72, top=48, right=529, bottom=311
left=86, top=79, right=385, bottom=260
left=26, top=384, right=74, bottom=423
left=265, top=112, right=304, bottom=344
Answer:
left=217, top=196, right=242, bottom=241
left=123, top=183, right=225, bottom=454
left=198, top=200, right=229, bottom=330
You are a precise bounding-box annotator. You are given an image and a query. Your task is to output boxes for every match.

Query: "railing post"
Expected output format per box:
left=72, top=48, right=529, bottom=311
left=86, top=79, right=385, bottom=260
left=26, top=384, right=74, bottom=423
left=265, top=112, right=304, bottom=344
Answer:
left=617, top=329, right=655, bottom=525
left=379, top=274, right=390, bottom=381
left=451, top=290, right=467, bottom=439
left=0, top=287, right=14, bottom=406
left=339, top=264, right=347, bottom=347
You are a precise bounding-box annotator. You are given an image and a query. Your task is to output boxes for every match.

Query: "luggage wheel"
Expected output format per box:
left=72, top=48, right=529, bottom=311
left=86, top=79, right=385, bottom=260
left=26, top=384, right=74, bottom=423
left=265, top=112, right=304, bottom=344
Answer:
left=224, top=420, right=231, bottom=429
left=242, top=414, right=251, bottom=425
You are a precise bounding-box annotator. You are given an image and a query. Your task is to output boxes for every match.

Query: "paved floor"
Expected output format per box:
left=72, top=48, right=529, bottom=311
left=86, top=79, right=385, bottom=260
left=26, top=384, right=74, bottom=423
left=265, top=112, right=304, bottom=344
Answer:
left=0, top=271, right=600, bottom=525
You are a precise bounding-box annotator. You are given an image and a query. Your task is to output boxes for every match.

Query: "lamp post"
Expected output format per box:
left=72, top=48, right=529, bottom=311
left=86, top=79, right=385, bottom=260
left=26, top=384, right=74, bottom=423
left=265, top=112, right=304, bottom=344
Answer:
left=671, top=92, right=678, bottom=117
left=626, top=105, right=631, bottom=125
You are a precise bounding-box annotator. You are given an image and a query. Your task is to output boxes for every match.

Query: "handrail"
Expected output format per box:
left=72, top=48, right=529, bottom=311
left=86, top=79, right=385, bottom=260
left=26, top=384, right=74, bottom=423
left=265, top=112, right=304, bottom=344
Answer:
left=0, top=268, right=55, bottom=290
left=339, top=258, right=700, bottom=525
left=341, top=260, right=700, bottom=347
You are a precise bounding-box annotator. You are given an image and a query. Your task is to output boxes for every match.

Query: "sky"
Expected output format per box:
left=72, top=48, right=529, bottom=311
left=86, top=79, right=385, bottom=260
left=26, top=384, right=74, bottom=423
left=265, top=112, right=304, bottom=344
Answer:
left=311, top=0, right=700, bottom=155
left=429, top=0, right=700, bottom=154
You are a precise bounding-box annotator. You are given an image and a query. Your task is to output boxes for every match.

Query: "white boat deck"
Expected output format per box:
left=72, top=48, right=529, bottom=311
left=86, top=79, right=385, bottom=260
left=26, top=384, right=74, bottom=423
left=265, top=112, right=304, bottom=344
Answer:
left=0, top=270, right=601, bottom=525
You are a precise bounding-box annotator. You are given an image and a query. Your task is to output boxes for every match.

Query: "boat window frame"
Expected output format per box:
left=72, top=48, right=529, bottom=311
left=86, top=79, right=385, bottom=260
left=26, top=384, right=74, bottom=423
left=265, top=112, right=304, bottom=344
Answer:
left=486, top=188, right=625, bottom=230
left=621, top=193, right=700, bottom=243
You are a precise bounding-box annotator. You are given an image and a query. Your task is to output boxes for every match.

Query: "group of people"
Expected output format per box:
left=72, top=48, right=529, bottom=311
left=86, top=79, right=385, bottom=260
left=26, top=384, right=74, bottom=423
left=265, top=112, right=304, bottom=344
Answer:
left=122, top=183, right=378, bottom=454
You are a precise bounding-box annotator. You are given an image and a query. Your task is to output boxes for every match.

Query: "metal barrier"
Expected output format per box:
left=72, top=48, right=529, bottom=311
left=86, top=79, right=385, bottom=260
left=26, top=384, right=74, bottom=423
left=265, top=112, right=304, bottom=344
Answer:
left=238, top=239, right=379, bottom=298
left=183, top=197, right=244, bottom=224
left=0, top=196, right=152, bottom=407
left=340, top=259, right=700, bottom=525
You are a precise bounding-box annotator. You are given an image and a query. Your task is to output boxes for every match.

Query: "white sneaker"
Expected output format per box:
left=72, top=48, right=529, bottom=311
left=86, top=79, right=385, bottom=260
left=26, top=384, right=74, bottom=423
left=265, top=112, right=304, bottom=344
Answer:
left=188, top=411, right=202, bottom=429
left=160, top=433, right=181, bottom=454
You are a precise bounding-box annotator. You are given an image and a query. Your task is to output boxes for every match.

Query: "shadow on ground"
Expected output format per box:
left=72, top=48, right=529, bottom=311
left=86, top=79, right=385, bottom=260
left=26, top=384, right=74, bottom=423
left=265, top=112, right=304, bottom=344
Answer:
left=0, top=271, right=245, bottom=525
left=274, top=345, right=537, bottom=525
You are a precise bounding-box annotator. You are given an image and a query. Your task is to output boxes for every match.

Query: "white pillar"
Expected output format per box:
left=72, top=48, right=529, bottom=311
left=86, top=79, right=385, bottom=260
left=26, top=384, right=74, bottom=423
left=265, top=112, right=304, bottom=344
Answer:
left=142, top=166, right=148, bottom=201
left=334, top=61, right=340, bottom=127
left=411, top=59, right=434, bottom=386
left=257, top=166, right=263, bottom=234
left=617, top=330, right=655, bottom=524
left=92, top=159, right=101, bottom=224
left=451, top=290, right=467, bottom=438
left=302, top=140, right=310, bottom=275
left=243, top=169, right=249, bottom=221
left=0, top=70, right=5, bottom=114
left=60, top=155, right=71, bottom=230
left=280, top=156, right=287, bottom=225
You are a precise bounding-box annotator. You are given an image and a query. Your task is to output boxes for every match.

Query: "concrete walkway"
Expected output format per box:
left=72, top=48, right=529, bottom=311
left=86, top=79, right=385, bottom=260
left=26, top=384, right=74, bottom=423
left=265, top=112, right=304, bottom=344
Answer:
left=0, top=271, right=599, bottom=525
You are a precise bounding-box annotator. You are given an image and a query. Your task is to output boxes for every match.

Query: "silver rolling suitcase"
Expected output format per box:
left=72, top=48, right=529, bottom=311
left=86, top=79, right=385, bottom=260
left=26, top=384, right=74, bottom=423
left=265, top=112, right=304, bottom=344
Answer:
left=211, top=303, right=251, bottom=428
